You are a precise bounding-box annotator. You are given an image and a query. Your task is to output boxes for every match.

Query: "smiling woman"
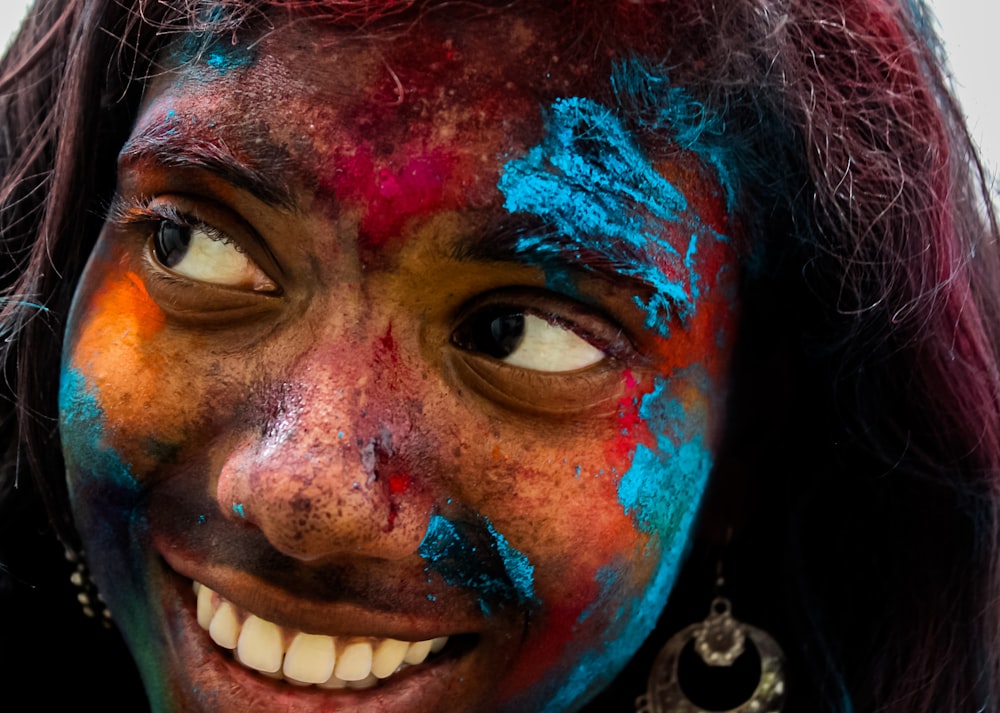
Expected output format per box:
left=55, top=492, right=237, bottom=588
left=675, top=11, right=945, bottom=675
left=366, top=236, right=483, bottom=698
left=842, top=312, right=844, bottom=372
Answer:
left=57, top=12, right=743, bottom=709
left=0, top=2, right=999, bottom=713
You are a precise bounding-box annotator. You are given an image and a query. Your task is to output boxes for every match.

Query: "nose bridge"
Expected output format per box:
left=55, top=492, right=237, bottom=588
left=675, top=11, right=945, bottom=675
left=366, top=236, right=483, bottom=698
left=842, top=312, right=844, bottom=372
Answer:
left=215, top=339, right=433, bottom=562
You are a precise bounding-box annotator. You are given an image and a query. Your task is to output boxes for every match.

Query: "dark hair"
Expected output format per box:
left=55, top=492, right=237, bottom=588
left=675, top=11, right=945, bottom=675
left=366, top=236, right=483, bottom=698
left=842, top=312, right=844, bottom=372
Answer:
left=0, top=1, right=997, bottom=710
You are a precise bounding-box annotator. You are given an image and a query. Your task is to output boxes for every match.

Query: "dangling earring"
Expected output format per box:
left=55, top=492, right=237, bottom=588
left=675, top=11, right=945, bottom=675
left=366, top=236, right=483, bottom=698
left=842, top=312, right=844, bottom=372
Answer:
left=636, top=580, right=786, bottom=712
left=65, top=548, right=113, bottom=628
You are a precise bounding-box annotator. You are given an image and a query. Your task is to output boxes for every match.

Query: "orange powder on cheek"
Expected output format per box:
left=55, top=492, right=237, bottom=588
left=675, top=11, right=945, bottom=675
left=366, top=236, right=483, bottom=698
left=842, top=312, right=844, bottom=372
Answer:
left=67, top=268, right=167, bottom=436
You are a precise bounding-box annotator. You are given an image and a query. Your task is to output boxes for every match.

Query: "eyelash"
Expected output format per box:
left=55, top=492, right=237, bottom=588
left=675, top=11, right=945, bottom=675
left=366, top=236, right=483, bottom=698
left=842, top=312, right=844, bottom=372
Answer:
left=106, top=199, right=636, bottom=366
left=453, top=290, right=638, bottom=364
left=108, top=195, right=240, bottom=253
left=530, top=309, right=629, bottom=361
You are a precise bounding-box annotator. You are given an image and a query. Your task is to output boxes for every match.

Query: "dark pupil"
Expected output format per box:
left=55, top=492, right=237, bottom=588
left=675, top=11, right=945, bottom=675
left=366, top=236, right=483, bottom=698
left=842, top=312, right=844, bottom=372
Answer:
left=153, top=221, right=191, bottom=268
left=454, top=310, right=525, bottom=359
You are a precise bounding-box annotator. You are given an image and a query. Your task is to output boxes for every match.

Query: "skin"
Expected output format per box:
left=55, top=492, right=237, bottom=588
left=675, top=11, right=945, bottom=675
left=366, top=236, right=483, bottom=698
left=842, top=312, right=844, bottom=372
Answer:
left=59, top=7, right=742, bottom=713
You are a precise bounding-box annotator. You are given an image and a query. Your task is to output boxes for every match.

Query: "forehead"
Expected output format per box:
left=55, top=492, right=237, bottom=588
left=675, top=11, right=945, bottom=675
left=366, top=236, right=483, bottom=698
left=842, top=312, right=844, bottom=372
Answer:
left=123, top=5, right=735, bottom=290
left=141, top=10, right=606, bottom=153
left=128, top=9, right=629, bottom=225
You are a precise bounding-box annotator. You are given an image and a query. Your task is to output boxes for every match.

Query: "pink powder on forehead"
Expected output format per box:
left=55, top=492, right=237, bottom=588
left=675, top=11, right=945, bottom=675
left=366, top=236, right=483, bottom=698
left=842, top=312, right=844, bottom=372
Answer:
left=321, top=145, right=460, bottom=247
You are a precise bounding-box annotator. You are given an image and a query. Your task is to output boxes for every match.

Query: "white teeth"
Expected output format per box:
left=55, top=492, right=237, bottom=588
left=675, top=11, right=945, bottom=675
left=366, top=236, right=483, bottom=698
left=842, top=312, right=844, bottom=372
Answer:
left=196, top=582, right=215, bottom=630
left=347, top=673, right=379, bottom=689
left=284, top=633, right=336, bottom=684
left=238, top=616, right=284, bottom=673
left=318, top=674, right=349, bottom=689
left=404, top=639, right=432, bottom=665
left=334, top=640, right=373, bottom=682
left=193, top=582, right=449, bottom=689
left=209, top=602, right=240, bottom=650
left=371, top=638, right=408, bottom=679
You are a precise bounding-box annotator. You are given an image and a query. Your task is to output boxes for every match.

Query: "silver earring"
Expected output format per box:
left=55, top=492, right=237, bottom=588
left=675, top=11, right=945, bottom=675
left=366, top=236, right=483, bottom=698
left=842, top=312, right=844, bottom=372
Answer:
left=65, top=548, right=113, bottom=628
left=636, top=596, right=786, bottom=713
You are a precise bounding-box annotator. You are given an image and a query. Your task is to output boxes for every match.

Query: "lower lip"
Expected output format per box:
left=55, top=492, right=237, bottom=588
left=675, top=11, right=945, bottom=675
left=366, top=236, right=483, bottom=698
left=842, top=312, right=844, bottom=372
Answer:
left=157, top=565, right=478, bottom=713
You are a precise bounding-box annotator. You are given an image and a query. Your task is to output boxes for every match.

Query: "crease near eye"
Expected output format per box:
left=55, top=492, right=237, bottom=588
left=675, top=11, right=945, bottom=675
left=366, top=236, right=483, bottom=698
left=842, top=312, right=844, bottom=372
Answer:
left=453, top=307, right=606, bottom=372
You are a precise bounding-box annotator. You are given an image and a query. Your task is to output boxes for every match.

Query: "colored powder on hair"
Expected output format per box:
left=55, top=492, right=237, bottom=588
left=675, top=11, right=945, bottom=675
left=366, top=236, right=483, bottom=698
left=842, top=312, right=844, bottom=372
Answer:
left=169, top=5, right=256, bottom=76
left=419, top=513, right=536, bottom=615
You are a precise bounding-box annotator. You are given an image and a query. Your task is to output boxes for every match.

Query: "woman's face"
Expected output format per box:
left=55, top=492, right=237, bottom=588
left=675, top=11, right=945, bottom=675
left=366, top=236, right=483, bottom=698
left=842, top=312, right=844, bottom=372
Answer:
left=59, top=7, right=741, bottom=713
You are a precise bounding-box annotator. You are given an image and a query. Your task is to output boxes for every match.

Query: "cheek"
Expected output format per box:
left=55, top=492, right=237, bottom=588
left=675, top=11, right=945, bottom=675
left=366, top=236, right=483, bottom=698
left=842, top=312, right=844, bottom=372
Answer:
left=484, top=270, right=738, bottom=704
left=58, top=244, right=184, bottom=636
left=60, top=242, right=200, bottom=483
left=479, top=366, right=718, bottom=701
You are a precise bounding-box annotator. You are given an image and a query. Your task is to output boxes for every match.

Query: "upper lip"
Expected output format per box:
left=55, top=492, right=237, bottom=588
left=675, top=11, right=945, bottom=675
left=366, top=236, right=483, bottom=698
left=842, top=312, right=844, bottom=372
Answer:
left=155, top=537, right=491, bottom=641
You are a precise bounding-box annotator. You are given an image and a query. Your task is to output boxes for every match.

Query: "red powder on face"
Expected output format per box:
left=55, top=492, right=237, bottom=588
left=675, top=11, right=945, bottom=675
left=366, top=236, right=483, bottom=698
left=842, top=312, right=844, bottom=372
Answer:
left=604, top=369, right=649, bottom=464
left=377, top=324, right=399, bottom=363
left=383, top=472, right=412, bottom=532
left=387, top=471, right=412, bottom=495
left=371, top=323, right=406, bottom=392
left=499, top=593, right=598, bottom=695
left=616, top=370, right=643, bottom=433
left=321, top=146, right=456, bottom=247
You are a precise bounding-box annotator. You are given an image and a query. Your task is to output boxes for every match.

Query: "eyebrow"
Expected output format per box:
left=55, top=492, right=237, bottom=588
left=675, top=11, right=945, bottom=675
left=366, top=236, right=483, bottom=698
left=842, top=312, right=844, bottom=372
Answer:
left=453, top=215, right=667, bottom=293
left=453, top=210, right=705, bottom=338
left=118, top=119, right=297, bottom=209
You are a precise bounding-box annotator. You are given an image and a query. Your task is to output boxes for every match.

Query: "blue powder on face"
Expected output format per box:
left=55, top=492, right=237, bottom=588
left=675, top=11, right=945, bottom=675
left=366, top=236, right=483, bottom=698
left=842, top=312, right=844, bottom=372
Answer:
left=482, top=517, right=536, bottom=605
left=498, top=60, right=737, bottom=338
left=545, top=377, right=714, bottom=712
left=58, top=367, right=138, bottom=493
left=618, top=378, right=713, bottom=535
left=232, top=503, right=246, bottom=518
left=204, top=46, right=254, bottom=75
left=497, top=60, right=739, bottom=711
left=610, top=61, right=739, bottom=211
left=171, top=34, right=255, bottom=76
left=499, top=96, right=694, bottom=334
left=419, top=513, right=536, bottom=615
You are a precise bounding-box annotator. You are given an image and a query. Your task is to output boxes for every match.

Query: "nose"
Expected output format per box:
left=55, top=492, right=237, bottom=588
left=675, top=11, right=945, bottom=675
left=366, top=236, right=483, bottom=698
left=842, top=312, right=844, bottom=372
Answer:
left=215, top=345, right=436, bottom=562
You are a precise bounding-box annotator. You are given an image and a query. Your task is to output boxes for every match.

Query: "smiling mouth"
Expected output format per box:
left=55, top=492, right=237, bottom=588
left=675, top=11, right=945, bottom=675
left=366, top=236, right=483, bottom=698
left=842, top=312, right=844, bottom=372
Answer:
left=193, top=581, right=450, bottom=688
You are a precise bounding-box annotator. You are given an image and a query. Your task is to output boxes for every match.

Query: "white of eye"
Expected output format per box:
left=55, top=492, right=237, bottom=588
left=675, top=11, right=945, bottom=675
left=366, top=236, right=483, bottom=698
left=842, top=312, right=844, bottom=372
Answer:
left=155, top=222, right=274, bottom=292
left=503, top=314, right=606, bottom=372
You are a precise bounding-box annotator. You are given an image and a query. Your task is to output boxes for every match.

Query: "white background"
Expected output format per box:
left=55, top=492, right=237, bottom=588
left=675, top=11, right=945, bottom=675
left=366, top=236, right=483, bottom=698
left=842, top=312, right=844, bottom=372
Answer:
left=0, top=1, right=995, bottom=193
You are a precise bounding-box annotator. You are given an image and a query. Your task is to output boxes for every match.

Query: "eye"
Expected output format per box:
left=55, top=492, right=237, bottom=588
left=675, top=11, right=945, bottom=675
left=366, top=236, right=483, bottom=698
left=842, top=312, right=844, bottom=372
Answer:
left=452, top=306, right=606, bottom=372
left=151, top=219, right=275, bottom=292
